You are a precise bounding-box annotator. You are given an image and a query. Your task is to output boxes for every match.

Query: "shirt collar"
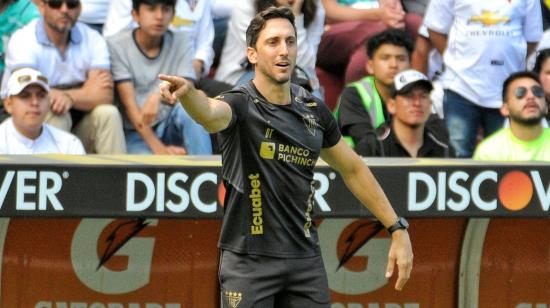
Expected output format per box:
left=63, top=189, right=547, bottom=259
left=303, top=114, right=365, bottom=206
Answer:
left=36, top=17, right=82, bottom=46
left=7, top=118, right=46, bottom=149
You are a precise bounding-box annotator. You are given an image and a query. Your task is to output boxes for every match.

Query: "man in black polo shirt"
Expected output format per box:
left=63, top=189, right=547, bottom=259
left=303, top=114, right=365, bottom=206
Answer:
left=366, top=69, right=454, bottom=158
left=158, top=6, right=413, bottom=308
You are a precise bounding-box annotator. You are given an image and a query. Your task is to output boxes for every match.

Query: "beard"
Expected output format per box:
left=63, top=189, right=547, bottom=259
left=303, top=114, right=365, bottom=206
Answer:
left=45, top=14, right=77, bottom=34
left=509, top=110, right=545, bottom=126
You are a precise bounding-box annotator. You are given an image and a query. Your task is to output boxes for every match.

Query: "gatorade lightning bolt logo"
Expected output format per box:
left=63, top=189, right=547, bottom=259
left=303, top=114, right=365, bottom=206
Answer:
left=97, top=218, right=149, bottom=270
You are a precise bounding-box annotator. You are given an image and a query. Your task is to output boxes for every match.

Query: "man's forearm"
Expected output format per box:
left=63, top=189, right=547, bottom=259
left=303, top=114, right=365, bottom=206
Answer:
left=427, top=29, right=448, bottom=56
left=179, top=87, right=230, bottom=133
left=66, top=87, right=114, bottom=111
left=342, top=155, right=399, bottom=227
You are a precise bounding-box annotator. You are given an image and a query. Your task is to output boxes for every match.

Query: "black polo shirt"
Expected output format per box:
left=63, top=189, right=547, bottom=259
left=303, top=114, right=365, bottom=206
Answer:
left=216, top=82, right=341, bottom=258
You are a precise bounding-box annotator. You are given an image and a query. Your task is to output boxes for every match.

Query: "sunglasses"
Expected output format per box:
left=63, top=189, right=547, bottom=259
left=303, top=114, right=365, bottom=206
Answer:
left=18, top=74, right=49, bottom=84
left=514, top=85, right=545, bottom=99
left=44, top=0, right=80, bottom=9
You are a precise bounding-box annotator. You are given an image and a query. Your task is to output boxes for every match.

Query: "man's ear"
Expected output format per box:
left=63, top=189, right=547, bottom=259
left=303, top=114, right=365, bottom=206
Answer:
left=500, top=102, right=510, bottom=117
left=387, top=97, right=396, bottom=115
left=3, top=97, right=13, bottom=115
left=247, top=46, right=258, bottom=65
left=366, top=58, right=374, bottom=75
left=131, top=9, right=139, bottom=23
left=38, top=1, right=46, bottom=15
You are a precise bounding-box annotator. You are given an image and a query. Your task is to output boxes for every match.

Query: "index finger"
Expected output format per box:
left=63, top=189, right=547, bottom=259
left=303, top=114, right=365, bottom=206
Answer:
left=159, top=74, right=178, bottom=83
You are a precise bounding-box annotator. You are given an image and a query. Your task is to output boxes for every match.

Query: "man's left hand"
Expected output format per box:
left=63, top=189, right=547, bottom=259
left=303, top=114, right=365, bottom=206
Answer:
left=385, top=229, right=413, bottom=290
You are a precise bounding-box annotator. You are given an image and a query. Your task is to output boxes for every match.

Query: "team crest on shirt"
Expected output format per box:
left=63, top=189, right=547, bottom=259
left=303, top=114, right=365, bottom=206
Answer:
left=302, top=114, right=318, bottom=136
left=224, top=291, right=243, bottom=308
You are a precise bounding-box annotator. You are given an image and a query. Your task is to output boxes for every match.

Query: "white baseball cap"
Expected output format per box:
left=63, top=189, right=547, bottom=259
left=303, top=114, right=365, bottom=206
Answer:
left=392, top=69, right=433, bottom=97
left=6, top=68, right=50, bottom=97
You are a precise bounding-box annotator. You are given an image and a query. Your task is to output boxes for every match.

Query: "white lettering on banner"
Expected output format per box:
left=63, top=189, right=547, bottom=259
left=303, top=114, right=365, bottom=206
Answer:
left=35, top=302, right=181, bottom=308
left=408, top=171, right=503, bottom=212
left=331, top=303, right=420, bottom=308
left=319, top=219, right=390, bottom=295
left=0, top=170, right=63, bottom=210
left=531, top=171, right=550, bottom=211
left=313, top=173, right=332, bottom=212
left=471, top=171, right=497, bottom=211
left=71, top=219, right=157, bottom=294
left=126, top=172, right=217, bottom=213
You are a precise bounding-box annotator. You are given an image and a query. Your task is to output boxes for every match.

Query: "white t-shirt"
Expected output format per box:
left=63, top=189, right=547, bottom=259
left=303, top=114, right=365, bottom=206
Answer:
left=79, top=0, right=111, bottom=24
left=424, top=0, right=543, bottom=108
left=214, top=0, right=325, bottom=90
left=0, top=118, right=85, bottom=154
left=1, top=18, right=110, bottom=97
left=211, top=0, right=235, bottom=19
left=102, top=0, right=214, bottom=75
left=418, top=24, right=444, bottom=81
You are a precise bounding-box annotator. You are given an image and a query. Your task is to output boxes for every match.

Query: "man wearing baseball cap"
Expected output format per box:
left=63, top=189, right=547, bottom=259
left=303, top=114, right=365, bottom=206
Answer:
left=0, top=68, right=85, bottom=154
left=365, top=69, right=453, bottom=157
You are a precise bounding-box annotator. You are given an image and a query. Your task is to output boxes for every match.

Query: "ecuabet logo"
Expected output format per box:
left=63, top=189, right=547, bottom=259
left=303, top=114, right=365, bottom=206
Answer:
left=408, top=170, right=550, bottom=212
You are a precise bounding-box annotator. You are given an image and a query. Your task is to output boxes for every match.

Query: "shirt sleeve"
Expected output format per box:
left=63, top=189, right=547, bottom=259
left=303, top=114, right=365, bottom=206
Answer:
left=216, top=91, right=246, bottom=132
left=106, top=34, right=133, bottom=82
left=317, top=98, right=341, bottom=148
left=1, top=24, right=39, bottom=97
left=423, top=0, right=455, bottom=34
left=524, top=0, right=543, bottom=42
left=193, top=0, right=215, bottom=75
left=88, top=28, right=110, bottom=70
left=4, top=25, right=38, bottom=70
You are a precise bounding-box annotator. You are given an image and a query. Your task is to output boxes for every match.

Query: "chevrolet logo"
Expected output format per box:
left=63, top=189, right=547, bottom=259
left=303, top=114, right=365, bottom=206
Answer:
left=468, top=11, right=510, bottom=26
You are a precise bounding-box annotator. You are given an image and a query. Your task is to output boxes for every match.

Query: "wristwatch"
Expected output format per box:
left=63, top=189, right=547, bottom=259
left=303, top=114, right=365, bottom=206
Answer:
left=387, top=217, right=409, bottom=234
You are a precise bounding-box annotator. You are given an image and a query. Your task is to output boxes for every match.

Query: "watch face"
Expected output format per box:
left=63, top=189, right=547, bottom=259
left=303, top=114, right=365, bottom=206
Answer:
left=399, top=217, right=409, bottom=228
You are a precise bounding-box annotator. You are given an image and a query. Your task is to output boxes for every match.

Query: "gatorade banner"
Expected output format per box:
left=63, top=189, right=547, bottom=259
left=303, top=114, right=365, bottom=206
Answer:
left=0, top=218, right=221, bottom=308
left=0, top=218, right=463, bottom=308
left=0, top=156, right=550, bottom=218
left=1, top=218, right=549, bottom=307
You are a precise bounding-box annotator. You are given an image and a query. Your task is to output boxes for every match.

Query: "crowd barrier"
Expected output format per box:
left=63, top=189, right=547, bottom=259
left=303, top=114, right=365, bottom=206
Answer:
left=0, top=155, right=549, bottom=308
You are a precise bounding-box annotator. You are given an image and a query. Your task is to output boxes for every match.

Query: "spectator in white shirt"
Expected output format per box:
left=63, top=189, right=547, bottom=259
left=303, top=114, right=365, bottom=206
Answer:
left=0, top=68, right=85, bottom=154
left=1, top=0, right=127, bottom=154
left=424, top=0, right=543, bottom=157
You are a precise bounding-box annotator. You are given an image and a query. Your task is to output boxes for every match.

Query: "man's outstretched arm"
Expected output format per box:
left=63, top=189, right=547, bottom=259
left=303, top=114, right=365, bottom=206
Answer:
left=158, top=74, right=232, bottom=133
left=320, top=138, right=413, bottom=291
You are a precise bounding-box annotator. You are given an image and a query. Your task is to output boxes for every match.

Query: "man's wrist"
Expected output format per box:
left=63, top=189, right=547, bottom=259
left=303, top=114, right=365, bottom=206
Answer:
left=387, top=217, right=409, bottom=234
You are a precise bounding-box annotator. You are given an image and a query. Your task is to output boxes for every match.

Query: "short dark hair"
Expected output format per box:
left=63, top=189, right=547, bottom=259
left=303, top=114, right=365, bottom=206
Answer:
left=533, top=48, right=550, bottom=74
left=366, top=29, right=414, bottom=59
left=132, top=0, right=176, bottom=12
left=502, top=70, right=541, bottom=102
left=246, top=6, right=296, bottom=48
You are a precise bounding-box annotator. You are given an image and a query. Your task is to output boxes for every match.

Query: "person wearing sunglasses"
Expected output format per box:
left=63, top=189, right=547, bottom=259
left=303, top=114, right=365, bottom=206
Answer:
left=0, top=67, right=85, bottom=154
left=473, top=71, right=550, bottom=161
left=0, top=0, right=127, bottom=154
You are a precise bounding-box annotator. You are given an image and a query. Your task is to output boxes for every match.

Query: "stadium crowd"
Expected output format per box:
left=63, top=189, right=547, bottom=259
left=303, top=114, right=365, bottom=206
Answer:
left=1, top=0, right=549, bottom=159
